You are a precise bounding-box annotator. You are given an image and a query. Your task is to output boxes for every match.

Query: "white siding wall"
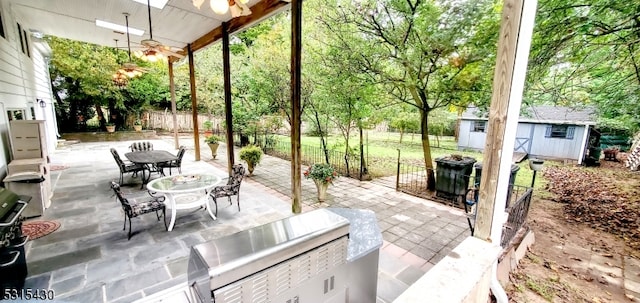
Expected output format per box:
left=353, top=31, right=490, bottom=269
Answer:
left=0, top=0, right=56, bottom=175
left=458, top=119, right=588, bottom=161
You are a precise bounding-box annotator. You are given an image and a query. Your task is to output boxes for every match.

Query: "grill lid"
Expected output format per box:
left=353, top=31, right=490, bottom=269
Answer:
left=0, top=187, right=21, bottom=220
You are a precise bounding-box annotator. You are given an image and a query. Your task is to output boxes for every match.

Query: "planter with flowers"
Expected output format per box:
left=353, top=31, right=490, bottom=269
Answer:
left=304, top=163, right=339, bottom=202
left=105, top=123, right=116, bottom=133
left=133, top=119, right=142, bottom=132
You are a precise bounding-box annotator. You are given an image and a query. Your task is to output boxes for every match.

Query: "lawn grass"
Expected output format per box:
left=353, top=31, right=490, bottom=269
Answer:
left=270, top=131, right=546, bottom=189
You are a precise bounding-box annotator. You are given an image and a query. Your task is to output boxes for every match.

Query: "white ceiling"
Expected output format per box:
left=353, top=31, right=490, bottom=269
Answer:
left=10, top=0, right=278, bottom=53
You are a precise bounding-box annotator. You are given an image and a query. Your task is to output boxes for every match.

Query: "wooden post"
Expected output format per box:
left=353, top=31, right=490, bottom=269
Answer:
left=222, top=22, right=235, bottom=176
left=290, top=0, right=302, bottom=213
left=188, top=44, right=201, bottom=161
left=168, top=59, right=179, bottom=149
left=474, top=0, right=537, bottom=242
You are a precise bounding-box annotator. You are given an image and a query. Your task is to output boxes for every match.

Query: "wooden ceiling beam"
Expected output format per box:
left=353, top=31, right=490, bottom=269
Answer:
left=184, top=0, right=290, bottom=54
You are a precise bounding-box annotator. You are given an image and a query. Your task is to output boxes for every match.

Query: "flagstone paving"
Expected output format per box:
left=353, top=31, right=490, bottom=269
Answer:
left=20, top=137, right=469, bottom=302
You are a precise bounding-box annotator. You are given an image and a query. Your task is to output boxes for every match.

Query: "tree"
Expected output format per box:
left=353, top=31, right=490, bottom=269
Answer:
left=527, top=0, right=640, bottom=134
left=319, top=0, right=499, bottom=188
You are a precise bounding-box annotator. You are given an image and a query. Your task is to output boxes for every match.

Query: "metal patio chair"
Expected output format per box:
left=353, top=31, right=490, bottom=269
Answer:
left=110, top=181, right=167, bottom=240
left=209, top=164, right=245, bottom=216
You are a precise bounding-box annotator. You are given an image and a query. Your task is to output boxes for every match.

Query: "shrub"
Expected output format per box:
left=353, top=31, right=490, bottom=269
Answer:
left=239, top=145, right=263, bottom=165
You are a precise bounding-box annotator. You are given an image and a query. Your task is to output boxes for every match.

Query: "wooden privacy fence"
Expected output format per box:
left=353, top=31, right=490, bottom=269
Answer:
left=146, top=110, right=224, bottom=132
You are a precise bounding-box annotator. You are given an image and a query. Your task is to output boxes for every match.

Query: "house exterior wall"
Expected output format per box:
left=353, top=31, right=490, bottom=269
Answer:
left=0, top=0, right=56, bottom=175
left=458, top=120, right=587, bottom=161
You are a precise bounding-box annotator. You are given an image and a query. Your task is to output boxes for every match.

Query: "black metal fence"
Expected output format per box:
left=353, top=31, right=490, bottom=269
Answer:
left=396, top=160, right=533, bottom=247
left=501, top=186, right=533, bottom=248
left=231, top=132, right=364, bottom=179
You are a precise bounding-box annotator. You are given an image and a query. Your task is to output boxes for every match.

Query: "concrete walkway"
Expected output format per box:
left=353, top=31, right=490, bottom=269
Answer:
left=21, top=138, right=469, bottom=302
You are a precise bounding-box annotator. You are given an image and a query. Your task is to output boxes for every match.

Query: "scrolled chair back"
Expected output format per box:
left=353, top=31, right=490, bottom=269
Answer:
left=130, top=141, right=154, bottom=152
left=110, top=181, right=133, bottom=216
left=229, top=164, right=245, bottom=187
left=110, top=148, right=125, bottom=169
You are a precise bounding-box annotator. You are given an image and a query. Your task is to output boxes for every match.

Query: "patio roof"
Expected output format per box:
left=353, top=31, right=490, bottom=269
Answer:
left=11, top=0, right=290, bottom=55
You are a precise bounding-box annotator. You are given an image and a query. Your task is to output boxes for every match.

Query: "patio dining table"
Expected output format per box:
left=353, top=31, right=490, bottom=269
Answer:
left=125, top=150, right=177, bottom=188
left=147, top=174, right=222, bottom=231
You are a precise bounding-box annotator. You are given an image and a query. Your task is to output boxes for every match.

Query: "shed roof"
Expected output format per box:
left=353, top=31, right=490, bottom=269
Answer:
left=462, top=105, right=597, bottom=125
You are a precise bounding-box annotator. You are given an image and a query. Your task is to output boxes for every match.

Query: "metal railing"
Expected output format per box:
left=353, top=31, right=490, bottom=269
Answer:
left=396, top=160, right=534, bottom=247
left=501, top=186, right=533, bottom=247
left=234, top=133, right=364, bottom=179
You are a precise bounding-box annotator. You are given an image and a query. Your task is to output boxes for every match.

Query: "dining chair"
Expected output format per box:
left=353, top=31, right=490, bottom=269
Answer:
left=157, top=146, right=186, bottom=175
left=209, top=164, right=245, bottom=216
left=130, top=141, right=154, bottom=152
left=110, top=148, right=145, bottom=184
left=110, top=181, right=167, bottom=240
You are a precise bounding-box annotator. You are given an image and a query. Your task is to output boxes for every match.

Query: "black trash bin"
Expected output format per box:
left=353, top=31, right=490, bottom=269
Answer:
left=474, top=163, right=520, bottom=207
left=435, top=156, right=477, bottom=203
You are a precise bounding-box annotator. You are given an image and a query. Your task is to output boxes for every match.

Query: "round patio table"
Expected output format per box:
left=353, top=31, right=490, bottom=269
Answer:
left=147, top=174, right=221, bottom=231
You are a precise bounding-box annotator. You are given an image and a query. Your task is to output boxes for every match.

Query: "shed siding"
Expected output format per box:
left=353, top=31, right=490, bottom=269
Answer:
left=458, top=120, right=486, bottom=150
left=458, top=120, right=587, bottom=161
left=529, top=124, right=586, bottom=160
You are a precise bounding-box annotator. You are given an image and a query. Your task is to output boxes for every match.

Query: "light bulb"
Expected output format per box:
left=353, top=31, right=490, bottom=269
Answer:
left=210, top=0, right=228, bottom=14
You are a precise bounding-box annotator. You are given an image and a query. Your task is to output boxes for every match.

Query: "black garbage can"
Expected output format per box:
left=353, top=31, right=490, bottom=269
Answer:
left=435, top=156, right=477, bottom=203
left=474, top=163, right=520, bottom=207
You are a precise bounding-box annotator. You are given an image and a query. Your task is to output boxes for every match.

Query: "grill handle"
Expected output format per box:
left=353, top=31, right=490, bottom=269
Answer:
left=0, top=251, right=19, bottom=267
left=0, top=201, right=27, bottom=227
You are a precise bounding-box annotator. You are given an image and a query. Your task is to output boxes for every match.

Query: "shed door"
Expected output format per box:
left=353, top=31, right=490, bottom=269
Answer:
left=514, top=124, right=534, bottom=153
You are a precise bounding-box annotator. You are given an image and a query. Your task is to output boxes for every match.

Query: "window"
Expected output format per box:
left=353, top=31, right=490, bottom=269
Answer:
left=22, top=29, right=29, bottom=57
left=7, top=109, right=26, bottom=121
left=471, top=121, right=487, bottom=132
left=545, top=125, right=575, bottom=139
left=0, top=11, right=6, bottom=39
left=17, top=23, right=25, bottom=54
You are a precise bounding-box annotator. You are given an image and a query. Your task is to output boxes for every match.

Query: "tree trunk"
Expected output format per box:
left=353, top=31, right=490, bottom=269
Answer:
left=95, top=103, right=105, bottom=130
left=420, top=110, right=436, bottom=190
left=359, top=123, right=369, bottom=180
left=399, top=129, right=404, bottom=143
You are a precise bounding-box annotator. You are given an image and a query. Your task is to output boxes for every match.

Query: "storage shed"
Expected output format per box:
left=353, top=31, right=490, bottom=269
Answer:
left=458, top=106, right=597, bottom=163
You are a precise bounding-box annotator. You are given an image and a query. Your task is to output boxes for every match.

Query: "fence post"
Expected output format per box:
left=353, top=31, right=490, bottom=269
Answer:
left=396, top=149, right=401, bottom=190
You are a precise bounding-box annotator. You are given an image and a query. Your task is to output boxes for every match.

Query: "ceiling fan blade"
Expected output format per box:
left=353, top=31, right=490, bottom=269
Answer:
left=161, top=49, right=185, bottom=59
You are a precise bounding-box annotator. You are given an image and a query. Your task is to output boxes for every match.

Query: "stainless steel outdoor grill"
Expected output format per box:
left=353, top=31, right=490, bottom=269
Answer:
left=185, top=208, right=383, bottom=303
left=0, top=187, right=30, bottom=290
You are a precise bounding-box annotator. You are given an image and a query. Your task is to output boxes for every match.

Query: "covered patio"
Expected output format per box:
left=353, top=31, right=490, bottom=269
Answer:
left=21, top=139, right=469, bottom=302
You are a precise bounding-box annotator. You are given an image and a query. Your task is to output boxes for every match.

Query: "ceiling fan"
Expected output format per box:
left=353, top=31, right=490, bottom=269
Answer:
left=192, top=0, right=252, bottom=18
left=135, top=0, right=185, bottom=62
left=112, top=39, right=129, bottom=88
left=118, top=13, right=146, bottom=78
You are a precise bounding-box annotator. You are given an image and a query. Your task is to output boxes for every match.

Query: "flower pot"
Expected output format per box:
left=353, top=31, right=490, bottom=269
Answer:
left=133, top=125, right=142, bottom=132
left=106, top=125, right=116, bottom=133
left=247, top=162, right=255, bottom=176
left=207, top=143, right=220, bottom=159
left=314, top=179, right=329, bottom=202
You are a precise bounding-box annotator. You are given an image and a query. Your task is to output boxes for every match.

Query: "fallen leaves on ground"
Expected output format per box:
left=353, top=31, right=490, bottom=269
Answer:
left=543, top=164, right=640, bottom=250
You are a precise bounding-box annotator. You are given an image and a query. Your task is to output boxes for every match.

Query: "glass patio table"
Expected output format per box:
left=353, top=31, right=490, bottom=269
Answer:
left=147, top=174, right=222, bottom=231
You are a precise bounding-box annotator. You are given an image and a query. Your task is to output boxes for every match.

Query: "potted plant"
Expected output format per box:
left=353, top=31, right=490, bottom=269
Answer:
left=239, top=145, right=263, bottom=175
left=133, top=119, right=142, bottom=132
left=203, top=120, right=213, bottom=136
left=304, top=163, right=339, bottom=202
left=205, top=135, right=222, bottom=159
left=105, top=122, right=116, bottom=133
